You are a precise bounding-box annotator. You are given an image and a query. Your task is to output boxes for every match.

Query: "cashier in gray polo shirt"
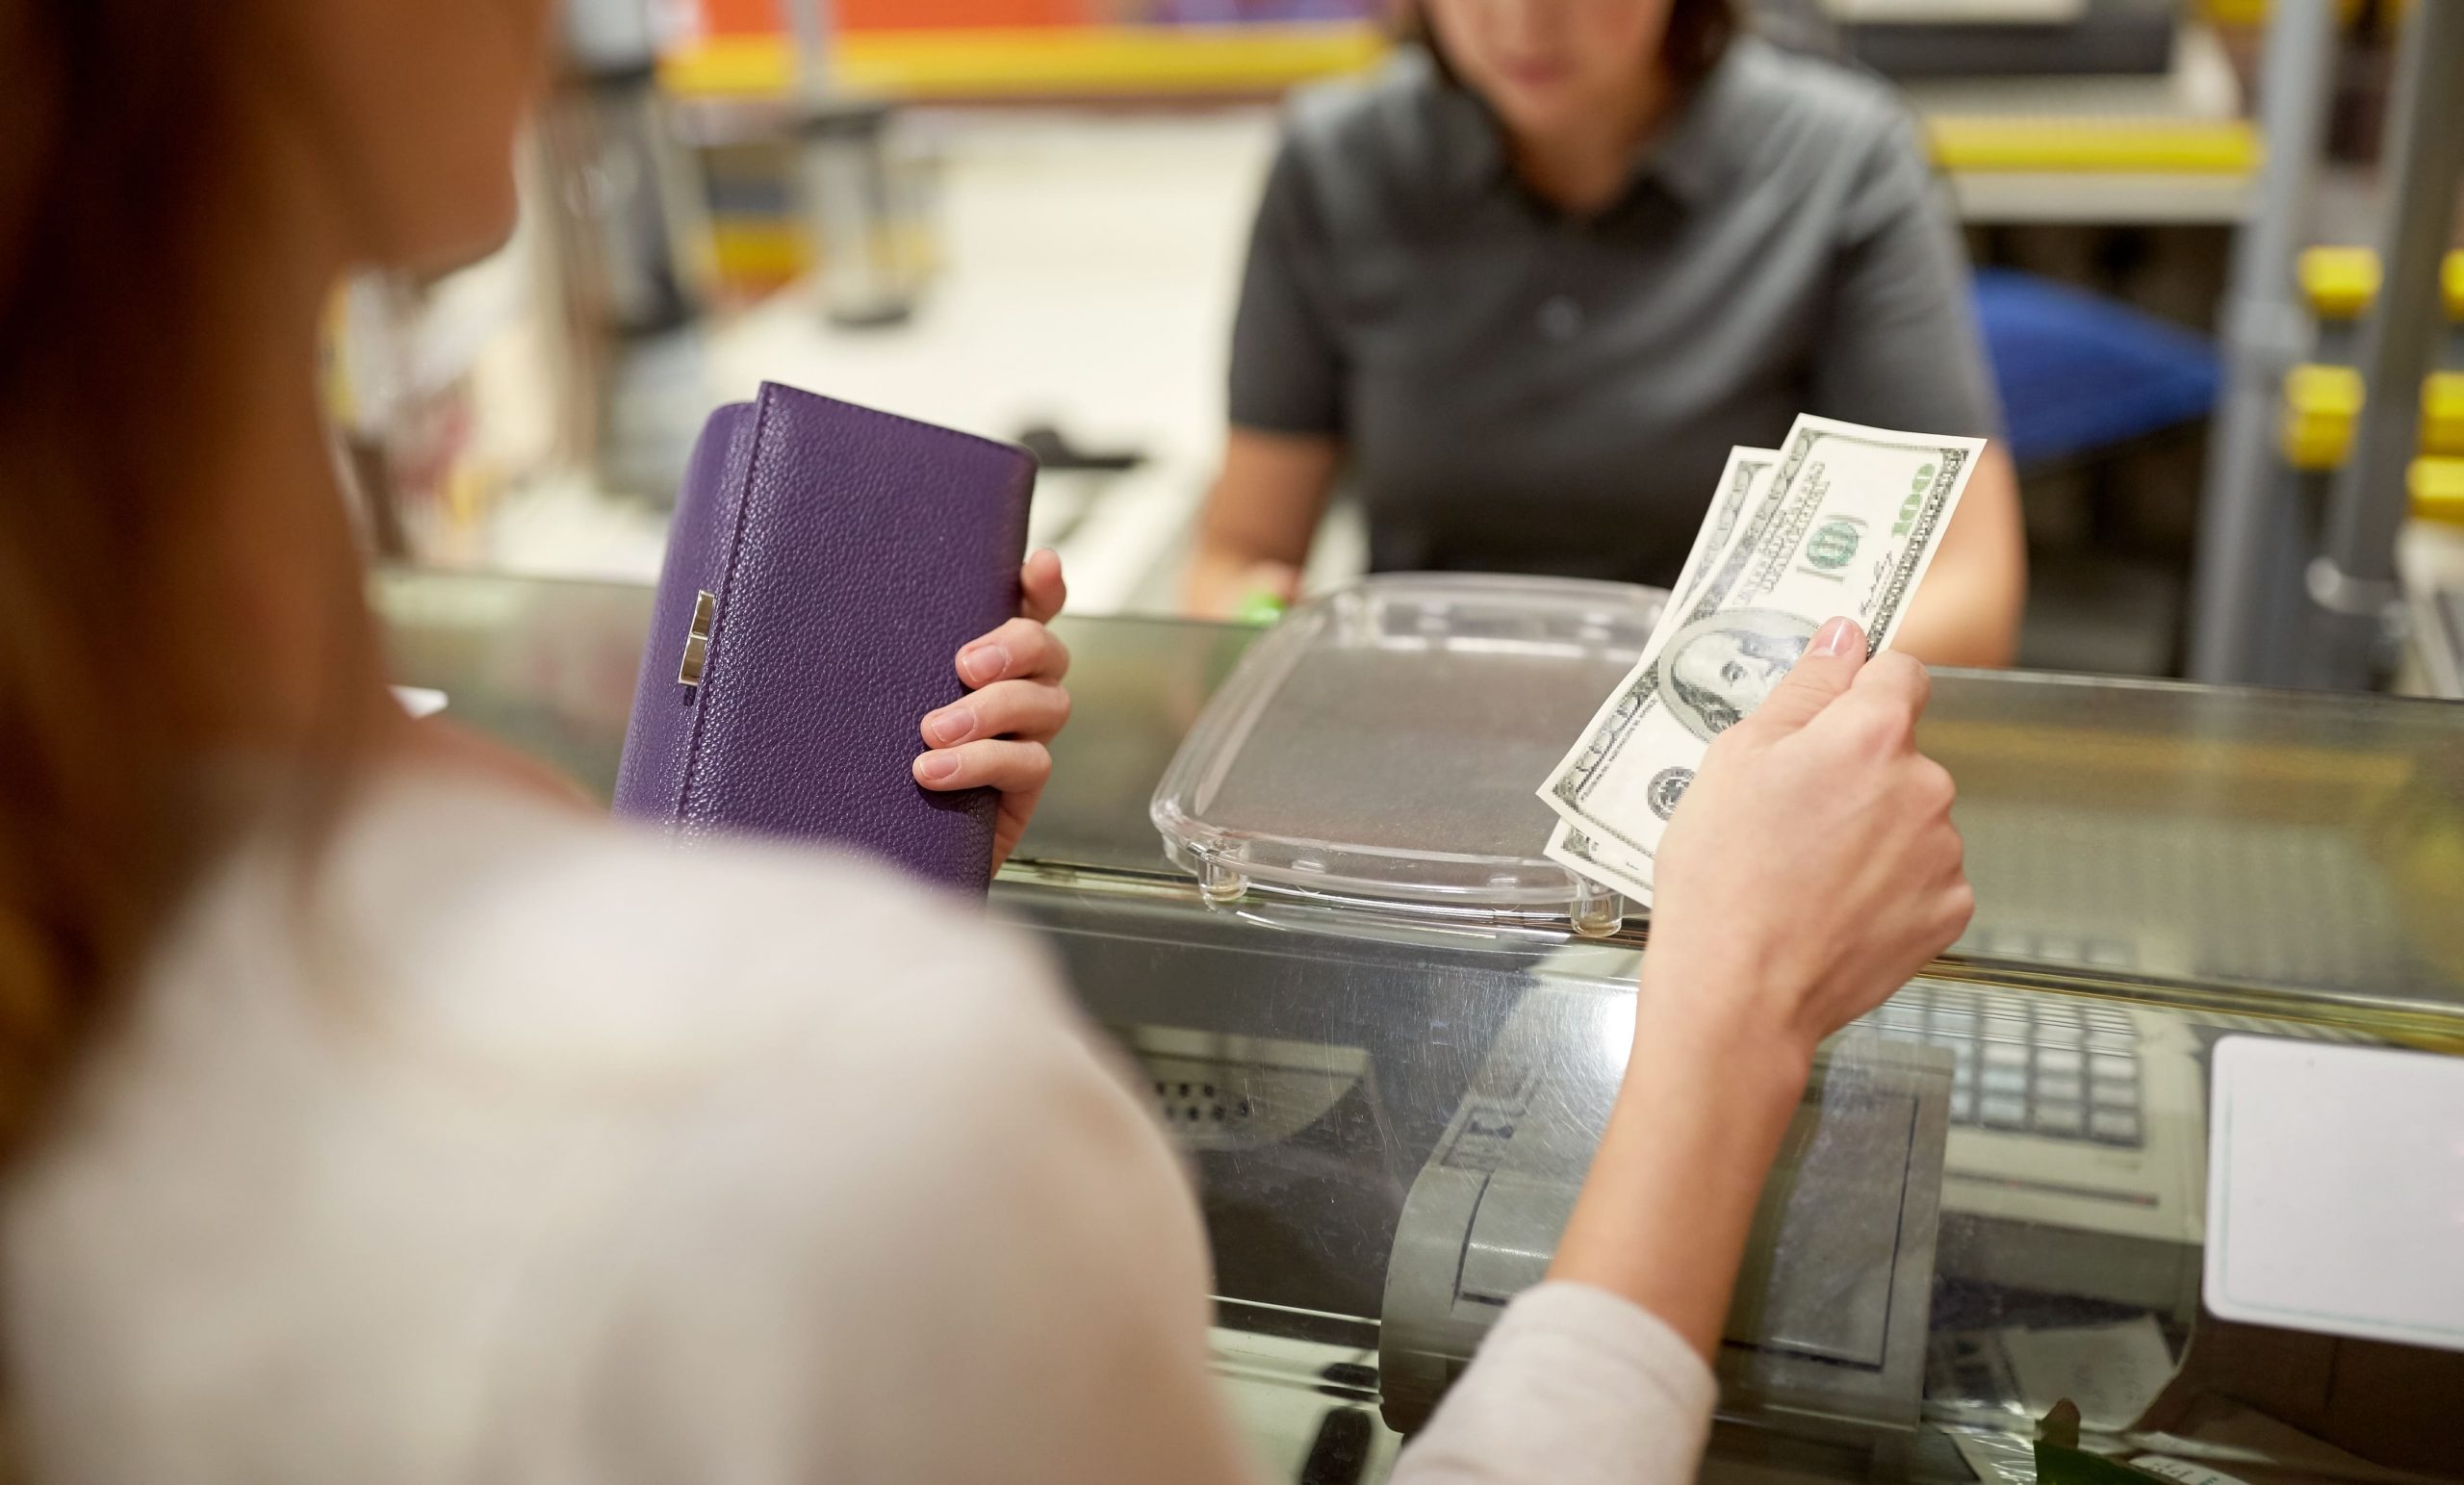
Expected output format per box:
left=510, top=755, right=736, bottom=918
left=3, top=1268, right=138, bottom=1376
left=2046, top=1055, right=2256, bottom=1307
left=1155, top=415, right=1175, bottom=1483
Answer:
left=1185, top=0, right=2027, bottom=667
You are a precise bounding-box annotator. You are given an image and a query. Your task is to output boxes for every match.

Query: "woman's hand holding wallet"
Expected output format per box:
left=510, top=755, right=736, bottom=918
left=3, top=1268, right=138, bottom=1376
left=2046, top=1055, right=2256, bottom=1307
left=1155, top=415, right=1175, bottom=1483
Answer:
left=612, top=385, right=1042, bottom=890
left=1550, top=617, right=1974, bottom=1361
left=913, top=549, right=1071, bottom=871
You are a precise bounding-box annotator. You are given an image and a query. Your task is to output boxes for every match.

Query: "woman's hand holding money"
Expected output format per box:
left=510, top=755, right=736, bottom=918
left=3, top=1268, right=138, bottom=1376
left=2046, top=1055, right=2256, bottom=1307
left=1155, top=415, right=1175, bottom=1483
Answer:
left=1648, top=613, right=1974, bottom=1063
left=1547, top=616, right=1971, bottom=1364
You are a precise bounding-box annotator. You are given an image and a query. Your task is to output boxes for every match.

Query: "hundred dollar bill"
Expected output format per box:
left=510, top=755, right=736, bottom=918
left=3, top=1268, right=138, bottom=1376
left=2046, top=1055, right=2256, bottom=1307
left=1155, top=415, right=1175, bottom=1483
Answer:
left=1540, top=415, right=1987, bottom=901
left=1662, top=446, right=1779, bottom=625
left=1539, top=449, right=1780, bottom=905
left=1545, top=816, right=1656, bottom=902
left=1540, top=453, right=1782, bottom=903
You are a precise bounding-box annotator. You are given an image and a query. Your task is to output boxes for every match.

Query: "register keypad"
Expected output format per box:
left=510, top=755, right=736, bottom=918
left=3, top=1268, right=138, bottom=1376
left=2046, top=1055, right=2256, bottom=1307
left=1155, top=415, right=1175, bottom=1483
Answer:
left=1861, top=986, right=2143, bottom=1148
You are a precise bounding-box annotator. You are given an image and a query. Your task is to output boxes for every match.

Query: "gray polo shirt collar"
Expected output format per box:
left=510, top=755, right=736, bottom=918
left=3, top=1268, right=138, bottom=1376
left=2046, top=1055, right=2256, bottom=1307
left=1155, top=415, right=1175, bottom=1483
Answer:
left=1428, top=38, right=1758, bottom=211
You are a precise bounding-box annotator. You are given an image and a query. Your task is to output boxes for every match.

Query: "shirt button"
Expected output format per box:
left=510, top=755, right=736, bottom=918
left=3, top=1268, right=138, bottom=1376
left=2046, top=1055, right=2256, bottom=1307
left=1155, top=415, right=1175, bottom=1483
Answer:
left=1537, top=294, right=1583, bottom=342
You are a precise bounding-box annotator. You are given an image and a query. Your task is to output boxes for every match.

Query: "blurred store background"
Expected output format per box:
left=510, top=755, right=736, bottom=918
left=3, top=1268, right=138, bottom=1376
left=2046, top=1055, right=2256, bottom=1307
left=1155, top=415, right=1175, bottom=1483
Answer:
left=331, top=0, right=2463, bottom=684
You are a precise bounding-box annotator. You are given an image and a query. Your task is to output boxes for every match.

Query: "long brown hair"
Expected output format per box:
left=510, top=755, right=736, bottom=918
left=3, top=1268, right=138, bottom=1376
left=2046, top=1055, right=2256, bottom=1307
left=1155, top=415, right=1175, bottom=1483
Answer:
left=0, top=1, right=380, bottom=1155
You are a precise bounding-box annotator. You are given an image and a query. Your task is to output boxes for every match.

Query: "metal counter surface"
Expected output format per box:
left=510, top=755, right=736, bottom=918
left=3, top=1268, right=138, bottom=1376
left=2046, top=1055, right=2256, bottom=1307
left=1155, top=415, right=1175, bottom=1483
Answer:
left=375, top=566, right=2464, bottom=1026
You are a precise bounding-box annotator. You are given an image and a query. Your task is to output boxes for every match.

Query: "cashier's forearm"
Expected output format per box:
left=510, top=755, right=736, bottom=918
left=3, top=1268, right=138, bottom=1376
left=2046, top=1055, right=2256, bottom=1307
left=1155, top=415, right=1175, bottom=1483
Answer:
left=1185, top=429, right=1341, bottom=617
left=1184, top=537, right=1282, bottom=617
left=1546, top=969, right=1812, bottom=1364
left=1893, top=557, right=2020, bottom=669
left=1892, top=447, right=2025, bottom=669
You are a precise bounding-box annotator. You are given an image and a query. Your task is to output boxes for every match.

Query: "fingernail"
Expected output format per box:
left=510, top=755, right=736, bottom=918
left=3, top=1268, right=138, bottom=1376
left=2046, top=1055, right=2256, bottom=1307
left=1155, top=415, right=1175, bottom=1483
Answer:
left=916, top=753, right=960, bottom=782
left=1811, top=617, right=1855, bottom=657
left=926, top=706, right=976, bottom=746
left=961, top=644, right=1009, bottom=684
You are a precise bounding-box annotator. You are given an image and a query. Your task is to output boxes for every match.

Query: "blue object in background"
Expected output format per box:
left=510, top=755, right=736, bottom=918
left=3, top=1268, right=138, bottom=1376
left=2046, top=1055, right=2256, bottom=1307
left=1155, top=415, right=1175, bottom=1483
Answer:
left=1971, top=267, right=2221, bottom=471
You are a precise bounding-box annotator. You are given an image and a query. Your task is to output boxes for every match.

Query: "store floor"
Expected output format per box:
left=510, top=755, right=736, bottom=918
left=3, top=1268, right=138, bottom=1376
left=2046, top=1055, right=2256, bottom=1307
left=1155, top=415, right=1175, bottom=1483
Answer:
left=487, top=107, right=1348, bottom=613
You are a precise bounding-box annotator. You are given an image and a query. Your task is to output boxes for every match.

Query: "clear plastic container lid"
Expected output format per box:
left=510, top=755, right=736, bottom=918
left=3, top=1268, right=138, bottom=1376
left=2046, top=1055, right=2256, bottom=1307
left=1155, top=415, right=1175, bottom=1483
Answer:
left=1151, top=574, right=1666, bottom=933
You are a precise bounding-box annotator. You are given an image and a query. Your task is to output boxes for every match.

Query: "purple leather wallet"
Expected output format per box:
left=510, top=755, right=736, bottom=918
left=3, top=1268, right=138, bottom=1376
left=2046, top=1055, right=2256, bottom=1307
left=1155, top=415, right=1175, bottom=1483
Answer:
left=613, top=382, right=1037, bottom=891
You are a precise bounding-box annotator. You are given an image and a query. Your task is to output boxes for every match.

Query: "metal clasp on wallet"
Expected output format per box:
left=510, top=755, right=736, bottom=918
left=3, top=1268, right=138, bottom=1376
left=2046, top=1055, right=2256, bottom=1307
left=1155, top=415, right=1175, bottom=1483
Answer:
left=679, top=590, right=716, bottom=686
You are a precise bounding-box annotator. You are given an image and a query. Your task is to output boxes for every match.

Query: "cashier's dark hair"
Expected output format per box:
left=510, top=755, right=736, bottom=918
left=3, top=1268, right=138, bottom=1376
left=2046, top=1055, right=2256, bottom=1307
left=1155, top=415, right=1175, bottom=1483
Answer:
left=0, top=2, right=381, bottom=1162
left=1402, top=0, right=1738, bottom=89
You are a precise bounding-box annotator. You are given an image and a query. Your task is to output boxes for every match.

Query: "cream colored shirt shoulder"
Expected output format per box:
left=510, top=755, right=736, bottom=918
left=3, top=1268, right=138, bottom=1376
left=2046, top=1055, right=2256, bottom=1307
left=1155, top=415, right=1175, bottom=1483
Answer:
left=2, top=769, right=1712, bottom=1484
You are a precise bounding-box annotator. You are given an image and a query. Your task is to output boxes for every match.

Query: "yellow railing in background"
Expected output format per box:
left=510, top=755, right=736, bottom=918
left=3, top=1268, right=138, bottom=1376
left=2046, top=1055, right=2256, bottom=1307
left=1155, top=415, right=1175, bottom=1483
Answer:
left=2299, top=245, right=2384, bottom=320
left=2282, top=364, right=2367, bottom=471
left=671, top=34, right=2261, bottom=175
left=676, top=26, right=2268, bottom=293
left=2413, top=457, right=2464, bottom=525
left=662, top=24, right=1387, bottom=99
left=706, top=223, right=811, bottom=291
left=2197, top=0, right=2374, bottom=29
left=1925, top=117, right=2261, bottom=174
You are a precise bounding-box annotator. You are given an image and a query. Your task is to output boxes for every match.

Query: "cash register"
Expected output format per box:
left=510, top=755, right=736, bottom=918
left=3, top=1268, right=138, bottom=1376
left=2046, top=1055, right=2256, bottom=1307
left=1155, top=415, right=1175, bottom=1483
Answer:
left=1378, top=985, right=1951, bottom=1441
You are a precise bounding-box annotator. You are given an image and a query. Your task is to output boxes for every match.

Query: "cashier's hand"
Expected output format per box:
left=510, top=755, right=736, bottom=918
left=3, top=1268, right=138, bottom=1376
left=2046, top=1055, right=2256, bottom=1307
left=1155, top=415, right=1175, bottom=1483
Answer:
left=914, top=550, right=1071, bottom=871
left=1649, top=617, right=1973, bottom=1065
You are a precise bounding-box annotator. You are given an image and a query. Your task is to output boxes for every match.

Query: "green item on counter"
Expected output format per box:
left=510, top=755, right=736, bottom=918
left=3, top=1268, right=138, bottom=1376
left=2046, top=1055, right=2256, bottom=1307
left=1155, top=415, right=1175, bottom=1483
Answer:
left=1234, top=590, right=1291, bottom=626
left=2035, top=1401, right=2169, bottom=1485
left=2037, top=1440, right=2165, bottom=1485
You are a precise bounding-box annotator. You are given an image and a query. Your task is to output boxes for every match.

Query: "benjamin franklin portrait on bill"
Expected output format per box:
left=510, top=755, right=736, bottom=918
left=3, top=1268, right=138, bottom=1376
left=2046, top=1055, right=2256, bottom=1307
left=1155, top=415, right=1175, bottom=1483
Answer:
left=1657, top=610, right=1820, bottom=742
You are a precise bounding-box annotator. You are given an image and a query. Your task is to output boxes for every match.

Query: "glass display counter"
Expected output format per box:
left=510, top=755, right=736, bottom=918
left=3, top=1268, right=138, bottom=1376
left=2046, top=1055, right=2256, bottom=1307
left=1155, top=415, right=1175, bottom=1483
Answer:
left=376, top=568, right=2464, bottom=1484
